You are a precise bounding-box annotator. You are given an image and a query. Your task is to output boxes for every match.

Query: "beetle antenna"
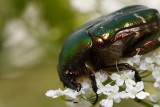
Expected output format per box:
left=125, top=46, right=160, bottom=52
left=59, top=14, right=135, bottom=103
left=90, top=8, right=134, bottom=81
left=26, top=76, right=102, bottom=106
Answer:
left=116, top=61, right=120, bottom=73
left=136, top=48, right=141, bottom=55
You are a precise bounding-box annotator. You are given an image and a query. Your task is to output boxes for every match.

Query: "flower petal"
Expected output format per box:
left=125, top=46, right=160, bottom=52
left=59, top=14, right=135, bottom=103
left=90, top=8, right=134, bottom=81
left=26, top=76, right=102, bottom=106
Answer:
left=134, top=81, right=144, bottom=92
left=154, top=104, right=160, bottom=107
left=125, top=79, right=136, bottom=87
left=136, top=91, right=150, bottom=99
left=100, top=99, right=113, bottom=107
left=127, top=92, right=135, bottom=99
left=149, top=94, right=158, bottom=102
left=116, top=79, right=124, bottom=86
left=45, top=89, right=64, bottom=98
left=111, top=73, right=120, bottom=80
left=119, top=91, right=128, bottom=99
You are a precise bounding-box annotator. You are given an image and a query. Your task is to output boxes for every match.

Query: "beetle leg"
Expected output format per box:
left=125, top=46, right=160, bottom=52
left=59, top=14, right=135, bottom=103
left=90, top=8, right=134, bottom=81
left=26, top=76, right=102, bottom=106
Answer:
left=70, top=75, right=82, bottom=92
left=76, top=83, right=81, bottom=92
left=65, top=71, right=82, bottom=91
left=126, top=40, right=160, bottom=56
left=72, top=76, right=82, bottom=92
left=102, top=63, right=141, bottom=82
left=85, top=67, right=98, bottom=105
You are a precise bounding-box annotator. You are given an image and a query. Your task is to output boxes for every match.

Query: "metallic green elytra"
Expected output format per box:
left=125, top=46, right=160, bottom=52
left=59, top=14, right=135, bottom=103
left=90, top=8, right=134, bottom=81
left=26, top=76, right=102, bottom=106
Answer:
left=57, top=5, right=160, bottom=104
left=59, top=30, right=92, bottom=67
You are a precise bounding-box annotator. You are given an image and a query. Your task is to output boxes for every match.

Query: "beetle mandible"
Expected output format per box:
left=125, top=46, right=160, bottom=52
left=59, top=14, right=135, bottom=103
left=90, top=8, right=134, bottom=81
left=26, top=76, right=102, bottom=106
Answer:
left=57, top=5, right=160, bottom=104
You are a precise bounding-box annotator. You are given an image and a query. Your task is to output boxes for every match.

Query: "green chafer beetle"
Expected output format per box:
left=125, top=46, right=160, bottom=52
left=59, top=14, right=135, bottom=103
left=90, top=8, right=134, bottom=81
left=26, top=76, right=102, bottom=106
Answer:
left=57, top=5, right=160, bottom=104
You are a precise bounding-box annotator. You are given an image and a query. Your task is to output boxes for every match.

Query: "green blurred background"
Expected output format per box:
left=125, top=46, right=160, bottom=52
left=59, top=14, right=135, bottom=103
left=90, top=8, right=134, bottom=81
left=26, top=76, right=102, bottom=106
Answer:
left=0, top=0, right=159, bottom=107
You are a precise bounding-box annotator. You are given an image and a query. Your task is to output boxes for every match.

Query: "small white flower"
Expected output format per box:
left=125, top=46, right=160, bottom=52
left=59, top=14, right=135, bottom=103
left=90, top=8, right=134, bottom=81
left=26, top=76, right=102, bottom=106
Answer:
left=97, top=83, right=122, bottom=106
left=81, top=82, right=91, bottom=98
left=148, top=64, right=155, bottom=71
left=64, top=88, right=80, bottom=100
left=139, top=61, right=148, bottom=70
left=111, top=73, right=124, bottom=86
left=153, top=52, right=160, bottom=65
left=106, top=84, right=119, bottom=94
left=119, top=91, right=128, bottom=99
left=123, top=71, right=135, bottom=79
left=97, top=84, right=119, bottom=95
left=113, top=93, right=121, bottom=103
left=95, top=72, right=108, bottom=83
left=145, top=57, right=154, bottom=64
left=149, top=94, right=158, bottom=102
left=154, top=104, right=160, bottom=107
left=136, top=91, right=150, bottom=99
left=154, top=79, right=160, bottom=88
left=100, top=99, right=113, bottom=107
left=152, top=67, right=160, bottom=88
left=45, top=88, right=80, bottom=100
left=45, top=89, right=64, bottom=98
left=97, top=83, right=105, bottom=94
left=100, top=84, right=122, bottom=105
left=133, top=55, right=141, bottom=64
left=105, top=91, right=121, bottom=103
left=111, top=71, right=135, bottom=86
left=96, top=72, right=108, bottom=94
left=125, top=81, right=149, bottom=99
left=152, top=67, right=160, bottom=79
left=125, top=79, right=136, bottom=87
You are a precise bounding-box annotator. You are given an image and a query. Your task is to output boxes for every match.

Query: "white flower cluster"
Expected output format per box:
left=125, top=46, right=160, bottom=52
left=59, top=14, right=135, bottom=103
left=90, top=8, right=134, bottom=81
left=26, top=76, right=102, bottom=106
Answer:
left=46, top=71, right=149, bottom=107
left=46, top=47, right=160, bottom=107
left=120, top=48, right=160, bottom=106
left=150, top=93, right=160, bottom=107
left=120, top=48, right=160, bottom=87
left=45, top=81, right=92, bottom=103
left=97, top=71, right=149, bottom=107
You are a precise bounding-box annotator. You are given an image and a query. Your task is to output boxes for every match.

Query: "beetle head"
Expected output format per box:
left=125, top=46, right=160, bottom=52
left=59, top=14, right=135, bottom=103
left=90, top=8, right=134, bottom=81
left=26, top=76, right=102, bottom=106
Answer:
left=57, top=66, right=81, bottom=91
left=57, top=30, right=92, bottom=91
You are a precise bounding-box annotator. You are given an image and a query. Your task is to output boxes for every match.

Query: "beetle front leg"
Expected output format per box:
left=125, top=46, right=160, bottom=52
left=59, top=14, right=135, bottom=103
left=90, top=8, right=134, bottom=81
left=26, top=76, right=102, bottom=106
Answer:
left=102, top=63, right=141, bottom=82
left=126, top=40, right=160, bottom=56
left=85, top=67, right=98, bottom=105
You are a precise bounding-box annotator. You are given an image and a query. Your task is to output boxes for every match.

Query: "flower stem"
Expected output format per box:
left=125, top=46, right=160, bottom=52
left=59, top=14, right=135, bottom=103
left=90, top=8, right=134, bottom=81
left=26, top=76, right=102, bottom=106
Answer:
left=134, top=99, right=153, bottom=107
left=139, top=70, right=148, bottom=74
left=141, top=74, right=151, bottom=78
left=142, top=80, right=155, bottom=83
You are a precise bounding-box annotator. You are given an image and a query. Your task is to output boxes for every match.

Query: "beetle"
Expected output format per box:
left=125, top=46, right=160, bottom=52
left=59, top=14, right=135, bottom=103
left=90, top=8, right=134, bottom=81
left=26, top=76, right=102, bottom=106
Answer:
left=57, top=5, right=160, bottom=104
